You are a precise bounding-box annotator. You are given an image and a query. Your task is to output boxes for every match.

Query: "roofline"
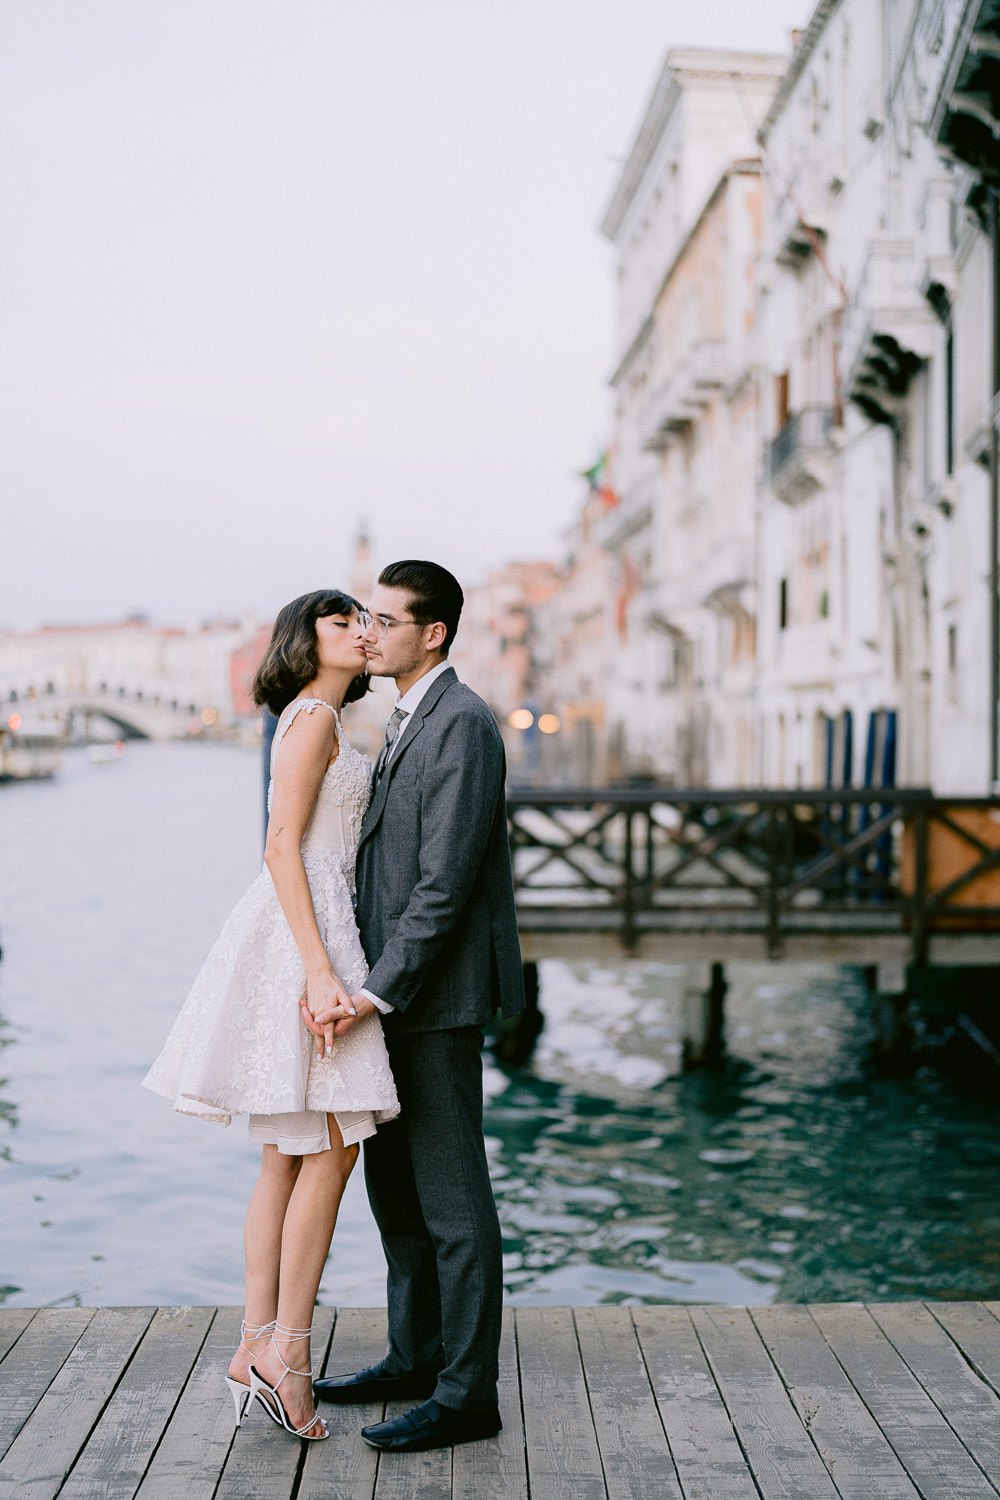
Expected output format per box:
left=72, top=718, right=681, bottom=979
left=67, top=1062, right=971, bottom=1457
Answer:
left=758, top=0, right=844, bottom=143
left=600, top=47, right=786, bottom=243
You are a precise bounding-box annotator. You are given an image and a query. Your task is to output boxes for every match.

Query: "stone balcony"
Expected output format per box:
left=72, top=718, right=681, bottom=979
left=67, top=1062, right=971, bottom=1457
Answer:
left=768, top=407, right=836, bottom=504
left=842, top=235, right=939, bottom=425
left=642, top=340, right=726, bottom=451
left=698, top=534, right=756, bottom=613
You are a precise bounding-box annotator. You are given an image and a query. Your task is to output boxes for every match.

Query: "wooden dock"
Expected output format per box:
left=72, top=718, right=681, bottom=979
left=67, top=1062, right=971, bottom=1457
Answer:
left=3, top=1301, right=1000, bottom=1497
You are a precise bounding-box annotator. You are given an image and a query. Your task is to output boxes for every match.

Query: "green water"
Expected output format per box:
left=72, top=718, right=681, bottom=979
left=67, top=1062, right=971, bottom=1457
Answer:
left=485, top=961, right=1000, bottom=1305
left=1, top=743, right=998, bottom=1307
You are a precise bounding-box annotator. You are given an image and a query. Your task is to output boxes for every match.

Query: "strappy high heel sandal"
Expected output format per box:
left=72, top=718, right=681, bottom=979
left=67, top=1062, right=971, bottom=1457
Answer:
left=249, top=1322, right=328, bottom=1441
left=224, top=1318, right=276, bottom=1425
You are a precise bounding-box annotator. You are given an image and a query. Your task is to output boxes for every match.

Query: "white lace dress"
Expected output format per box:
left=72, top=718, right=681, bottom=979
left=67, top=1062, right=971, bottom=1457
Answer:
left=142, top=698, right=400, bottom=1153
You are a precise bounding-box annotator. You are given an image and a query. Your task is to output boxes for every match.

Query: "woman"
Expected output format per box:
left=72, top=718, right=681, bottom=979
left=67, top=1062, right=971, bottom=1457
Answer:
left=143, top=589, right=399, bottom=1442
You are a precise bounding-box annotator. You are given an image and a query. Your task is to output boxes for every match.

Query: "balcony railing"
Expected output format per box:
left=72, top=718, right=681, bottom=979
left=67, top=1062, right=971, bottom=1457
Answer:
left=768, top=408, right=835, bottom=502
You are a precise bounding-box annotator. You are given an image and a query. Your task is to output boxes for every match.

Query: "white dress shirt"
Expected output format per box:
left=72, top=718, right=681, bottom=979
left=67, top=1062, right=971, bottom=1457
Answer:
left=361, top=658, right=454, bottom=1015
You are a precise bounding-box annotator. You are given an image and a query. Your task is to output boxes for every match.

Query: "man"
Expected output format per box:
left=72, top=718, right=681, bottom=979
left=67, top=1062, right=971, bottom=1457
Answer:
left=311, top=558, right=525, bottom=1452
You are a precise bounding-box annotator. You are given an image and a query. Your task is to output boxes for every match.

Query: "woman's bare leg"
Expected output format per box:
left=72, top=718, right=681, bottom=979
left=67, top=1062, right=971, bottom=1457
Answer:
left=255, top=1120, right=359, bottom=1436
left=228, top=1146, right=301, bottom=1384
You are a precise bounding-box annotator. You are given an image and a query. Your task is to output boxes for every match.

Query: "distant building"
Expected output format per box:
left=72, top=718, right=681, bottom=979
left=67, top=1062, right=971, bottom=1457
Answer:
left=572, top=47, right=785, bottom=783
left=451, top=560, right=560, bottom=779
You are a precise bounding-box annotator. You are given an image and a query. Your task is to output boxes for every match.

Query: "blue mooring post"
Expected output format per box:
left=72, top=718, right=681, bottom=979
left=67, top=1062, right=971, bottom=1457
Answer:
left=262, top=708, right=278, bottom=848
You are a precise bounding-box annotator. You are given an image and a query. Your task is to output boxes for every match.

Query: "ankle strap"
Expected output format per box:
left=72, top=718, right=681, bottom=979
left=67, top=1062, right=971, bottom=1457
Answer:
left=242, top=1318, right=276, bottom=1335
left=273, top=1322, right=314, bottom=1339
left=240, top=1318, right=275, bottom=1352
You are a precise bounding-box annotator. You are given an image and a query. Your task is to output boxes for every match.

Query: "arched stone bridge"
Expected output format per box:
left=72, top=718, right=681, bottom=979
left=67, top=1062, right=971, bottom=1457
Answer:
left=7, top=690, right=212, bottom=742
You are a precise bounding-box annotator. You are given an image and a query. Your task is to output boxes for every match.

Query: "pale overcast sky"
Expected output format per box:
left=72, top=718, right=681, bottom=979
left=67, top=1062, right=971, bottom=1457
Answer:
left=1, top=1, right=806, bottom=628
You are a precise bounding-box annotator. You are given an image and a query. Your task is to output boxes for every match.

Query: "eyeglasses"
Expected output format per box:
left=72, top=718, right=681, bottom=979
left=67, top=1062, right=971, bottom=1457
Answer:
left=358, top=610, right=434, bottom=639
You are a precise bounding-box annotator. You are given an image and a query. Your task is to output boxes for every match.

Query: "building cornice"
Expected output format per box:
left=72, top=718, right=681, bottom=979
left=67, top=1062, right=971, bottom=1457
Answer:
left=758, top=0, right=844, bottom=143
left=600, top=58, right=680, bottom=243
left=601, top=47, right=786, bottom=242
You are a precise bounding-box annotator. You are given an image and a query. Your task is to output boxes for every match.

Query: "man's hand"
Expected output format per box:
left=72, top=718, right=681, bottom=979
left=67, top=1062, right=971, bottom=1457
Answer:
left=306, top=993, right=376, bottom=1039
left=301, top=966, right=356, bottom=1058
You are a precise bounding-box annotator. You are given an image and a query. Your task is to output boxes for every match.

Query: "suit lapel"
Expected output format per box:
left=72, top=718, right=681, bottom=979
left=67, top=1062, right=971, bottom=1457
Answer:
left=359, top=666, right=456, bottom=846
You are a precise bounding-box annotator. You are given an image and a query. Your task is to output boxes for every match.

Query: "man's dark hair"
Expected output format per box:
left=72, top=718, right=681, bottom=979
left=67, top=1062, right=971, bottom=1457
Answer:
left=378, top=559, right=464, bottom=654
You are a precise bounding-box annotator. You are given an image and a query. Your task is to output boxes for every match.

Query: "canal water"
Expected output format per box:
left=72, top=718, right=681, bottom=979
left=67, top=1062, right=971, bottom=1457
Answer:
left=1, top=742, right=998, bottom=1309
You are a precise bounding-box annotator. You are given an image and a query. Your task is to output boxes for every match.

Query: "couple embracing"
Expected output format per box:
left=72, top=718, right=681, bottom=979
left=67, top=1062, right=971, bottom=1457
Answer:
left=144, top=559, right=525, bottom=1450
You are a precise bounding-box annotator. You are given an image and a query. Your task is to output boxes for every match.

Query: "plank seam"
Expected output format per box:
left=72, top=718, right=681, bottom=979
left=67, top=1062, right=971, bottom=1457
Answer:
left=570, top=1307, right=610, bottom=1500
left=866, top=1305, right=1000, bottom=1497
left=746, top=1307, right=863, bottom=1499
left=511, top=1308, right=532, bottom=1500
left=925, top=1303, right=1000, bottom=1398
left=685, top=1308, right=766, bottom=1500
left=289, top=1307, right=337, bottom=1500
left=0, top=1310, right=41, bottom=1369
left=0, top=1309, right=98, bottom=1467
left=47, top=1307, right=159, bottom=1498
left=131, top=1306, right=219, bottom=1494
left=626, top=1308, right=686, bottom=1498
left=805, top=1305, right=1000, bottom=1500
left=54, top=1307, right=213, bottom=1499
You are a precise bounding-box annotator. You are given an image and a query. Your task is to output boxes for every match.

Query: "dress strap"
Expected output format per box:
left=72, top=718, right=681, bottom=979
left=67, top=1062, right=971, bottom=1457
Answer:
left=270, top=699, right=341, bottom=773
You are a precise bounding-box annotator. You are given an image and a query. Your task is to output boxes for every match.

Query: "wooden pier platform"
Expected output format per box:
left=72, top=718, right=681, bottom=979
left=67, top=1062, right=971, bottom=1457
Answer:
left=3, top=1301, right=1000, bottom=1498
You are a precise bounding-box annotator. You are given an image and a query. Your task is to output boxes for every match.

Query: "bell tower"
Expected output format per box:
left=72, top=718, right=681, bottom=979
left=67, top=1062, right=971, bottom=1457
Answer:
left=350, top=523, right=374, bottom=605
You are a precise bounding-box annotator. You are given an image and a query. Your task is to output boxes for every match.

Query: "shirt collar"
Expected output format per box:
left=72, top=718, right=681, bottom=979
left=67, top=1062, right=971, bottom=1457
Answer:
left=394, top=658, right=453, bottom=715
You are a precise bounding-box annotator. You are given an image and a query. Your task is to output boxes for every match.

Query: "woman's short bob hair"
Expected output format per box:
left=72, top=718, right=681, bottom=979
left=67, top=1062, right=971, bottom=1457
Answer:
left=252, top=589, right=371, bottom=717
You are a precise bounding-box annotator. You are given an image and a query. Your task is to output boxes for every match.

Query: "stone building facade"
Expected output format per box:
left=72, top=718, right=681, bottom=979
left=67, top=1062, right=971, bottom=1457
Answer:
left=490, top=9, right=999, bottom=793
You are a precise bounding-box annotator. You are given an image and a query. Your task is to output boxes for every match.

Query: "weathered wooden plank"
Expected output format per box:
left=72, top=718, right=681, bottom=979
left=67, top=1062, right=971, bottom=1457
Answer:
left=633, top=1306, right=758, bottom=1500
left=810, top=1303, right=998, bottom=1500
left=573, top=1306, right=680, bottom=1500
left=215, top=1305, right=334, bottom=1500
left=869, top=1302, right=1000, bottom=1487
left=0, top=1307, right=154, bottom=1500
left=690, top=1304, right=839, bottom=1500
left=0, top=1308, right=94, bottom=1459
left=59, top=1305, right=213, bottom=1500
left=515, top=1305, right=605, bottom=1500
left=299, top=1306, right=384, bottom=1500
left=374, top=1397, right=453, bottom=1500
left=750, top=1304, right=919, bottom=1500
left=0, top=1309, right=36, bottom=1365
left=134, top=1306, right=243, bottom=1500
left=452, top=1308, right=528, bottom=1500
left=929, top=1303, right=1000, bottom=1399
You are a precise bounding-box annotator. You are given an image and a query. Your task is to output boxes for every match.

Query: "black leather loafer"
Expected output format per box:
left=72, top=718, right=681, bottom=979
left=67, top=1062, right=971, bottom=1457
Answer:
left=313, top=1360, right=440, bottom=1404
left=361, top=1398, right=502, bottom=1451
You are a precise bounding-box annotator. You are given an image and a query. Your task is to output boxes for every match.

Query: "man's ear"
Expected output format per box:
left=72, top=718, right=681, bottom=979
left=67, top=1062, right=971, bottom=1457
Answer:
left=425, top=621, right=447, bottom=652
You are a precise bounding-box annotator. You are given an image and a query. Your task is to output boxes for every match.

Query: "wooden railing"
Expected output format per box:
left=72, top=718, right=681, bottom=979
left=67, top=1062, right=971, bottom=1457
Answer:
left=506, top=788, right=1000, bottom=961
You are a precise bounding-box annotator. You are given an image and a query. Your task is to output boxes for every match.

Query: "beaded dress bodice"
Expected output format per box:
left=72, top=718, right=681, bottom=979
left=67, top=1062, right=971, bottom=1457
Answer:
left=268, top=699, right=372, bottom=889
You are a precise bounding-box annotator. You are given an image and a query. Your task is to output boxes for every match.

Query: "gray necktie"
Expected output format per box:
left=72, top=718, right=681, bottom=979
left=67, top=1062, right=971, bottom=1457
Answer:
left=375, top=707, right=408, bottom=784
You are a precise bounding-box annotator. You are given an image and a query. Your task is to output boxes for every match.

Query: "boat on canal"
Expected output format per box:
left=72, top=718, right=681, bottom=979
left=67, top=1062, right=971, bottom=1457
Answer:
left=0, top=712, right=65, bottom=782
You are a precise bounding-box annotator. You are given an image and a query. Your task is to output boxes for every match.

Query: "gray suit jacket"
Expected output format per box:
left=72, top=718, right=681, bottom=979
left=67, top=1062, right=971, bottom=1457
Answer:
left=355, top=666, right=526, bottom=1034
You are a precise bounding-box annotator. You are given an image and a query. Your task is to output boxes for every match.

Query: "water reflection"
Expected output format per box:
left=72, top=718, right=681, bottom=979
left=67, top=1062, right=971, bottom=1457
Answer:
left=485, top=960, right=1000, bottom=1305
left=1, top=744, right=998, bottom=1308
left=0, top=1008, right=16, bottom=1156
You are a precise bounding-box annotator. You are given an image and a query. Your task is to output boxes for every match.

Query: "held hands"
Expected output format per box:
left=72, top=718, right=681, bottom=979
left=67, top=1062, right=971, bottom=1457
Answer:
left=302, top=993, right=376, bottom=1046
left=300, top=966, right=356, bottom=1059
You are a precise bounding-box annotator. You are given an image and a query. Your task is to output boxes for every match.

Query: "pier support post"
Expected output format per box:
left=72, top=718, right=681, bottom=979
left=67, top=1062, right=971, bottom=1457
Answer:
left=682, top=961, right=726, bottom=1069
left=865, top=962, right=912, bottom=1060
